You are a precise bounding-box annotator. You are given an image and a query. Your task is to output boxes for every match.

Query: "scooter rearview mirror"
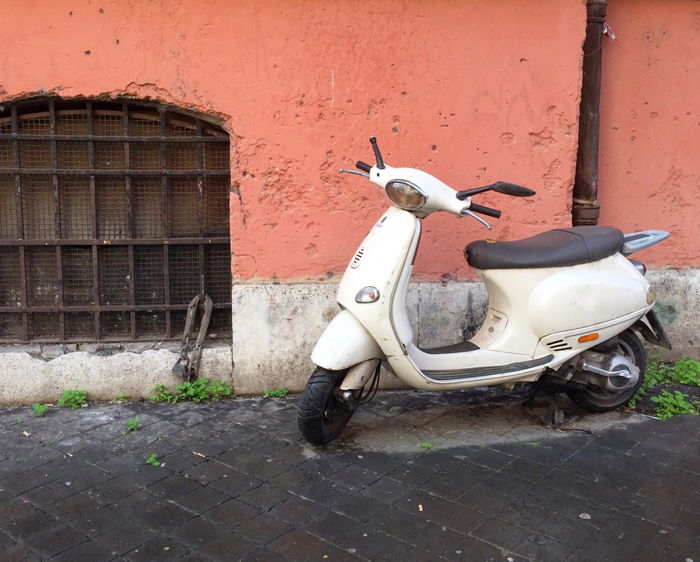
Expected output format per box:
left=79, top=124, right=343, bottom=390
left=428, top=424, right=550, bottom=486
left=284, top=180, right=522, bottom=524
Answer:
left=493, top=182, right=536, bottom=197
left=369, top=136, right=385, bottom=169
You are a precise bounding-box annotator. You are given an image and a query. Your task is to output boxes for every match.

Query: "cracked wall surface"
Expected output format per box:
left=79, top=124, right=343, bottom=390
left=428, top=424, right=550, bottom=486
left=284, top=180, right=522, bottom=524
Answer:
left=0, top=0, right=589, bottom=282
left=598, top=0, right=700, bottom=268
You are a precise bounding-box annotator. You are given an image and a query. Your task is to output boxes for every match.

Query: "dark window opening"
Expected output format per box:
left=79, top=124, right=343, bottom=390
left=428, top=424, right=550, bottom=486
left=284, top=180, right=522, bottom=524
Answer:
left=0, top=98, right=232, bottom=342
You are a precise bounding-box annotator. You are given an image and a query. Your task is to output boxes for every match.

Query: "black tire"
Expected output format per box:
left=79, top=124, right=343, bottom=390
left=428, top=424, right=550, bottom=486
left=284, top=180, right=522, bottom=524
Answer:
left=568, top=330, right=647, bottom=412
left=297, top=368, right=353, bottom=445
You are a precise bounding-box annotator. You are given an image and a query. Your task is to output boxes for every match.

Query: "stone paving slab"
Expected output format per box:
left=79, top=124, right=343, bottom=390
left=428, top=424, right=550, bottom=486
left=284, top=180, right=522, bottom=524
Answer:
left=0, top=390, right=698, bottom=561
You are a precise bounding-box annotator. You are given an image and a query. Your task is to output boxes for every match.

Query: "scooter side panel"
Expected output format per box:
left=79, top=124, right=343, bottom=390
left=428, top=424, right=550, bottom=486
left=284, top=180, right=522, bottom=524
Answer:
left=533, top=308, right=647, bottom=361
left=476, top=254, right=650, bottom=356
left=528, top=254, right=650, bottom=333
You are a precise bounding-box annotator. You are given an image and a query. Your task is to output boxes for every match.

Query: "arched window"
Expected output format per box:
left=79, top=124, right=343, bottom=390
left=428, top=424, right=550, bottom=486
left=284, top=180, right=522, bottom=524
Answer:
left=0, top=98, right=231, bottom=342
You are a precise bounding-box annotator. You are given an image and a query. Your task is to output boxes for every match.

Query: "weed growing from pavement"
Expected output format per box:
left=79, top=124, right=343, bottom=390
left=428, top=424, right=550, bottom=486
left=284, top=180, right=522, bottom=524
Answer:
left=630, top=357, right=700, bottom=417
left=58, top=390, right=88, bottom=409
left=263, top=387, right=289, bottom=399
left=125, top=417, right=142, bottom=432
left=146, top=453, right=161, bottom=467
left=651, top=390, right=699, bottom=419
left=419, top=441, right=433, bottom=451
left=31, top=403, right=50, bottom=417
left=149, top=378, right=235, bottom=404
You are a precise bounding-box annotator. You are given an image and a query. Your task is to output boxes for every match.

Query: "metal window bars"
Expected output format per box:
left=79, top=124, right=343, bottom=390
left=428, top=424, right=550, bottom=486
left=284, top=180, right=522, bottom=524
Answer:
left=0, top=98, right=232, bottom=342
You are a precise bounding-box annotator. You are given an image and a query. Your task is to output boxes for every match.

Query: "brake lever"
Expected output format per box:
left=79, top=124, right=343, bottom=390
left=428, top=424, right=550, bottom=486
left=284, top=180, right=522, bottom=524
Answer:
left=461, top=209, right=492, bottom=230
left=339, top=168, right=370, bottom=178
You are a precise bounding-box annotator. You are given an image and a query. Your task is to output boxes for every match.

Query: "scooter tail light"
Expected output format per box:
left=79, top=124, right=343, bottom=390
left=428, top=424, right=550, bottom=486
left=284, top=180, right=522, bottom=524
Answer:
left=628, top=259, right=647, bottom=276
left=355, top=286, right=380, bottom=303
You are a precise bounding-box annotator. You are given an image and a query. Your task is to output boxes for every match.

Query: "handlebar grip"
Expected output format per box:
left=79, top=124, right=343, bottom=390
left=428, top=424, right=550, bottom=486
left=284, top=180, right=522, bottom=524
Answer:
left=469, top=203, right=502, bottom=219
left=356, top=161, right=372, bottom=173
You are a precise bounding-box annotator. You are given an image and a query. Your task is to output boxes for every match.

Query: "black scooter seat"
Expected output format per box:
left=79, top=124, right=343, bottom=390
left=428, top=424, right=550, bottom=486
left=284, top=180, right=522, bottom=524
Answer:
left=465, top=226, right=624, bottom=270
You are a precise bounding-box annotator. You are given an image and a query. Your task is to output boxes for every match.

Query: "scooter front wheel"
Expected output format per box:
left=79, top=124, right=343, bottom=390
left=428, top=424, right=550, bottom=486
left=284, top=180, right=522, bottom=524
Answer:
left=297, top=367, right=353, bottom=445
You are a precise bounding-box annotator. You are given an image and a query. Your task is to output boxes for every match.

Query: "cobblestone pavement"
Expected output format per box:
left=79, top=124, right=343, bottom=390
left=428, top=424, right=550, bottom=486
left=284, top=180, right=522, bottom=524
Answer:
left=0, top=390, right=698, bottom=561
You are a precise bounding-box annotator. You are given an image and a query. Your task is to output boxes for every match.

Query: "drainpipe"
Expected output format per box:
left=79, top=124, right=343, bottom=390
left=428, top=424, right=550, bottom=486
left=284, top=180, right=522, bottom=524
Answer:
left=572, top=0, right=607, bottom=226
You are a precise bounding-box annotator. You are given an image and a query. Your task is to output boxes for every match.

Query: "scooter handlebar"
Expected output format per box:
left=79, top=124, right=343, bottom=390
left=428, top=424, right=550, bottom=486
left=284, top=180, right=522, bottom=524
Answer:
left=356, top=161, right=372, bottom=173
left=469, top=203, right=502, bottom=219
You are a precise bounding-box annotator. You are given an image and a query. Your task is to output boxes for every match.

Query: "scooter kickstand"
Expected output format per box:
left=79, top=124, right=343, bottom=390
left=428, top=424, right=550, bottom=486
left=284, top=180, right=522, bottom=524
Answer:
left=544, top=393, right=567, bottom=426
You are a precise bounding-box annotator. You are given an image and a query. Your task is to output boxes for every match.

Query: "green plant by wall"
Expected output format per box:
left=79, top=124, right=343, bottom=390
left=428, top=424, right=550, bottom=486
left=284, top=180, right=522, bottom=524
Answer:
left=263, top=387, right=289, bottom=399
left=668, top=358, right=700, bottom=386
left=57, top=390, right=88, bottom=409
left=206, top=379, right=233, bottom=400
left=651, top=390, right=700, bottom=420
left=31, top=403, right=49, bottom=417
left=149, top=379, right=235, bottom=403
left=174, top=380, right=210, bottom=403
left=629, top=356, right=700, bottom=408
left=150, top=384, right=175, bottom=403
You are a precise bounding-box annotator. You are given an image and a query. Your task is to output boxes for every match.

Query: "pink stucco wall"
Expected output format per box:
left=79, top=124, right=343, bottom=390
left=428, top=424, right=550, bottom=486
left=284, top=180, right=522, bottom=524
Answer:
left=598, top=0, right=700, bottom=267
left=1, top=0, right=589, bottom=282
left=7, top=2, right=695, bottom=280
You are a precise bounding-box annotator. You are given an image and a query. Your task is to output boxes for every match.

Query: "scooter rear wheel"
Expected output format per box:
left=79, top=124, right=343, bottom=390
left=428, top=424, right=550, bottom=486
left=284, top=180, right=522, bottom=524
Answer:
left=297, top=367, right=353, bottom=445
left=567, top=330, right=647, bottom=412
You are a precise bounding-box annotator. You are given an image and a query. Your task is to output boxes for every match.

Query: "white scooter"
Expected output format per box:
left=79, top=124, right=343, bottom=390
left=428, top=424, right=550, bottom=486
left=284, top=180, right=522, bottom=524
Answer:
left=298, top=137, right=671, bottom=445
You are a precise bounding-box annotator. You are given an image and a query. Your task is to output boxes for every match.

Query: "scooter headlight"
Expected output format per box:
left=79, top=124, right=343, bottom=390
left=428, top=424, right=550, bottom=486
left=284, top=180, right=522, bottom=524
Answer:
left=385, top=180, right=427, bottom=211
left=355, top=286, right=380, bottom=303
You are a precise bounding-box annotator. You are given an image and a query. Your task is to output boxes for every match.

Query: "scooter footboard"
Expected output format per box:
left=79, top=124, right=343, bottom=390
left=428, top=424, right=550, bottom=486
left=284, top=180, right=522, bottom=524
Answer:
left=311, top=310, right=384, bottom=371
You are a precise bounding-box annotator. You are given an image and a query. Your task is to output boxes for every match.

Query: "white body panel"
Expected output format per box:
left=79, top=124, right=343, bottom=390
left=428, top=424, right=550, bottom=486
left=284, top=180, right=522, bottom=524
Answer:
left=310, top=309, right=383, bottom=370
left=477, top=253, right=651, bottom=356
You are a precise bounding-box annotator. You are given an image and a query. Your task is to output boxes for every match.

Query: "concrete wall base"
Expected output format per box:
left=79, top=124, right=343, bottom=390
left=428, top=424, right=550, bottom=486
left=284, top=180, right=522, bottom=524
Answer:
left=0, top=346, right=233, bottom=405
left=230, top=281, right=489, bottom=395
left=647, top=269, right=699, bottom=359
left=0, top=269, right=695, bottom=404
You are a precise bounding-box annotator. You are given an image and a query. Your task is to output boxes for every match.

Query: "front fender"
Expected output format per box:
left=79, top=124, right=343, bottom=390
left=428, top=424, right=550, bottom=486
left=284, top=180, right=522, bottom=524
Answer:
left=311, top=310, right=383, bottom=370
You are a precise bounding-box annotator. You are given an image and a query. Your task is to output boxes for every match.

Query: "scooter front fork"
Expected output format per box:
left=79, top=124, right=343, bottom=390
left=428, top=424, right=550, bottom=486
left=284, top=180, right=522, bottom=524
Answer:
left=340, top=359, right=380, bottom=391
left=335, top=358, right=381, bottom=410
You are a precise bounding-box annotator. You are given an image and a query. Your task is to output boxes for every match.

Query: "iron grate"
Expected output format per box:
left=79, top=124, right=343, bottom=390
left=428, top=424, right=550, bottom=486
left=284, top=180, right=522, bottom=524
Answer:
left=0, top=98, right=232, bottom=342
